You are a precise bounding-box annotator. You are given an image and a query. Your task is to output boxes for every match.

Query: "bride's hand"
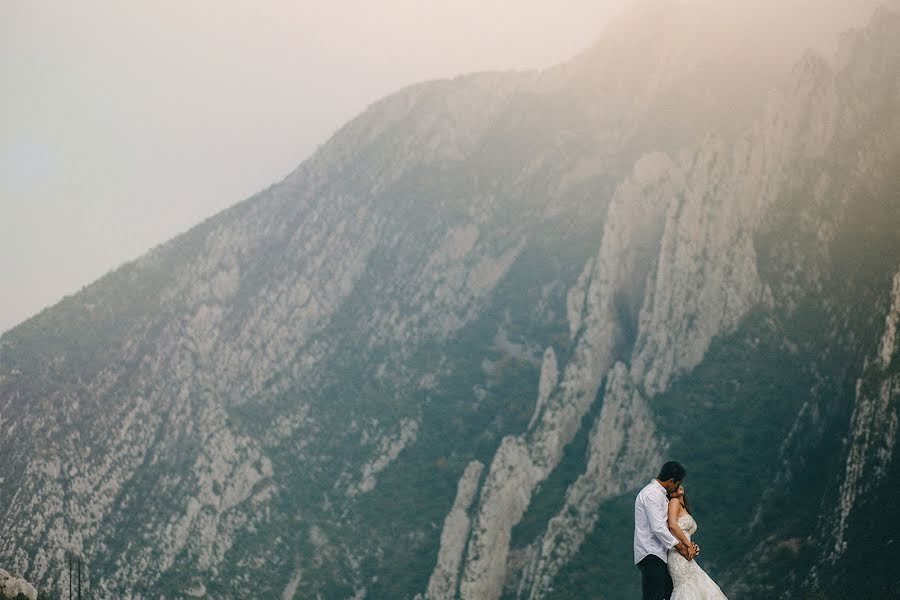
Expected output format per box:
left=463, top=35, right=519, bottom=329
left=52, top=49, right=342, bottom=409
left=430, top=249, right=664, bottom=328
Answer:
left=676, top=542, right=696, bottom=561
left=692, top=543, right=700, bottom=556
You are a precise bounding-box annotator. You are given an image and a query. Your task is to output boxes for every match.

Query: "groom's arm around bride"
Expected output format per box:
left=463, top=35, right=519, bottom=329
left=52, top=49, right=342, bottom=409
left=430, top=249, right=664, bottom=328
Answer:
left=634, top=461, right=694, bottom=600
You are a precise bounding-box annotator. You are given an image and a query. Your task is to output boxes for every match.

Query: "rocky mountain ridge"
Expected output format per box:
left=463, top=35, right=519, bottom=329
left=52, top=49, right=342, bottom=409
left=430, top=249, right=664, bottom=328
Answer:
left=1, top=2, right=898, bottom=598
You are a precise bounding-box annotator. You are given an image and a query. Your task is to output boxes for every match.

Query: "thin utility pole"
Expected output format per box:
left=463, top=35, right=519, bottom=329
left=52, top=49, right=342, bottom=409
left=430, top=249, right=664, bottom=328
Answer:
left=77, top=556, right=82, bottom=600
left=67, top=553, right=72, bottom=600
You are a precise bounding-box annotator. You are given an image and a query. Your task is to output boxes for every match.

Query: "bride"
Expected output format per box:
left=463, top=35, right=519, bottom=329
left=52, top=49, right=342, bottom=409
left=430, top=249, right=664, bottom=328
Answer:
left=666, top=485, right=728, bottom=599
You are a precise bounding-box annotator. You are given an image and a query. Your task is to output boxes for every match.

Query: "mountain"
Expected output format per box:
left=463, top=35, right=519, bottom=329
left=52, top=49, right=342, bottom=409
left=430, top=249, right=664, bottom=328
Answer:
left=1, top=2, right=898, bottom=598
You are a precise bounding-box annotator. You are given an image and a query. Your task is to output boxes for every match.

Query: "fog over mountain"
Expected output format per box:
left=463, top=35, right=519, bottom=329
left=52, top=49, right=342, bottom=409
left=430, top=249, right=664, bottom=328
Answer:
left=1, top=1, right=899, bottom=598
left=0, top=0, right=633, bottom=335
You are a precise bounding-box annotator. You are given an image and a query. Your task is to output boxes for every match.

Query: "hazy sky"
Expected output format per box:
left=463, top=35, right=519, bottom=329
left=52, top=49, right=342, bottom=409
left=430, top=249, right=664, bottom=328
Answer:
left=0, top=0, right=634, bottom=333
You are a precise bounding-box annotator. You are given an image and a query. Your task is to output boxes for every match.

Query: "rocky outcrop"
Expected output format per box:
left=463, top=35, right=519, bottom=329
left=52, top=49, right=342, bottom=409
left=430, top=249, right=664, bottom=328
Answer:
left=527, top=349, right=558, bottom=432
left=347, top=419, right=419, bottom=497
left=425, top=461, right=484, bottom=600
left=831, top=270, right=900, bottom=560
left=445, top=146, right=676, bottom=599
left=0, top=570, right=37, bottom=600
left=521, top=362, right=661, bottom=598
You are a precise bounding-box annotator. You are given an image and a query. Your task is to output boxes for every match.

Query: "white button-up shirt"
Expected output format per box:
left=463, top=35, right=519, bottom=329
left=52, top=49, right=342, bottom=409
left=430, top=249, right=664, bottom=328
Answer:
left=634, top=479, right=679, bottom=564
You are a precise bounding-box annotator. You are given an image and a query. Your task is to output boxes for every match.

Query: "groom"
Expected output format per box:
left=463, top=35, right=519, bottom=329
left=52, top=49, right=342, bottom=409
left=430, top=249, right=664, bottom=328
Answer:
left=634, top=461, right=697, bottom=600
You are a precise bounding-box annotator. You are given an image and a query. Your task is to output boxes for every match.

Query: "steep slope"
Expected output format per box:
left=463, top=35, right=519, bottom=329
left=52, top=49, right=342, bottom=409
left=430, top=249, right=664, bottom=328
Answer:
left=518, top=8, right=900, bottom=599
left=0, top=2, right=896, bottom=599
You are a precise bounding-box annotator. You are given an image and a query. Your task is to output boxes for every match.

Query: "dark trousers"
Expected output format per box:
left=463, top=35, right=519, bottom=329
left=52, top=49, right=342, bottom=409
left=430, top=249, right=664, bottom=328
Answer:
left=637, top=554, right=673, bottom=600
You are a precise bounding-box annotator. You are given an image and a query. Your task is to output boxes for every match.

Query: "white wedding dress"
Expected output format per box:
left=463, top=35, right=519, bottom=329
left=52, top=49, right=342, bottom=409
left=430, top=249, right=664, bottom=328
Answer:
left=667, top=513, right=728, bottom=599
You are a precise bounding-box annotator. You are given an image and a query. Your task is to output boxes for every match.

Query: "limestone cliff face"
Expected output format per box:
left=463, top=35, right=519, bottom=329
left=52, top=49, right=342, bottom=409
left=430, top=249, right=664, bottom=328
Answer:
left=424, top=461, right=484, bottom=600
left=454, top=152, right=675, bottom=599
left=0, top=68, right=542, bottom=598
left=436, top=7, right=900, bottom=600
left=518, top=42, right=847, bottom=598
left=823, top=13, right=900, bottom=563
left=831, top=271, right=900, bottom=560
left=1, top=3, right=897, bottom=600
left=0, top=569, right=37, bottom=600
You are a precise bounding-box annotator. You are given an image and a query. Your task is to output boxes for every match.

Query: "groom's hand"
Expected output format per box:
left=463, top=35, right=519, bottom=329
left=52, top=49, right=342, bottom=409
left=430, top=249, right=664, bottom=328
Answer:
left=692, top=543, right=700, bottom=556
left=675, top=542, right=696, bottom=561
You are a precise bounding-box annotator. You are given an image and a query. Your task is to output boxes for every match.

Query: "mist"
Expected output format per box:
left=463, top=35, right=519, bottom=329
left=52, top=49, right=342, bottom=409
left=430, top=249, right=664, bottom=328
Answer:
left=6, top=0, right=889, bottom=335
left=1, top=0, right=636, bottom=333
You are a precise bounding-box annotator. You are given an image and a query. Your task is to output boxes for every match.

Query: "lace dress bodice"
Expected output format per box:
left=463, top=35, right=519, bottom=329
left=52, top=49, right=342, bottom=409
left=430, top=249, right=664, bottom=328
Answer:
left=678, top=514, right=698, bottom=539
left=667, top=512, right=727, bottom=599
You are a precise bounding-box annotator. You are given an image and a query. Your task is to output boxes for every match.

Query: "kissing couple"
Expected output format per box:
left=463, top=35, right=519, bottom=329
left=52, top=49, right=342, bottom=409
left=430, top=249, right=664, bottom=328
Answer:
left=634, top=461, right=728, bottom=600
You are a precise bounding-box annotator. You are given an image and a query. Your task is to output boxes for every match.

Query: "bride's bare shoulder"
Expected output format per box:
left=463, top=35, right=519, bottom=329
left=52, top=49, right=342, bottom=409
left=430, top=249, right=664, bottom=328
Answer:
left=667, top=496, right=687, bottom=514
